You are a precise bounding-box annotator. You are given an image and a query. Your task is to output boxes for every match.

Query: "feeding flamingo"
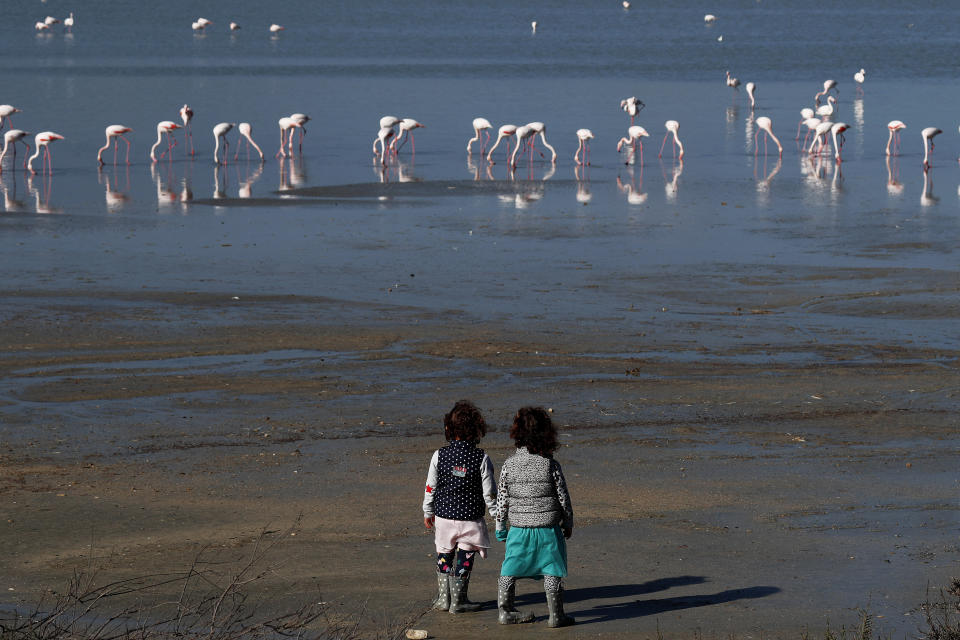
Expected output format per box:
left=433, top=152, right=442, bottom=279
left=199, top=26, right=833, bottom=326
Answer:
left=745, top=82, right=756, bottom=109
left=375, top=127, right=395, bottom=166
left=288, top=113, right=310, bottom=153
left=658, top=120, right=684, bottom=160
left=830, top=122, right=849, bottom=163
left=755, top=116, right=783, bottom=156
left=815, top=79, right=838, bottom=105
left=212, top=122, right=235, bottom=165
left=394, top=118, right=425, bottom=155
left=486, top=124, right=517, bottom=164
left=467, top=117, right=492, bottom=155
left=98, top=125, right=133, bottom=165
left=234, top=122, right=264, bottom=162
left=574, top=129, right=593, bottom=166
left=922, top=127, right=942, bottom=169
left=617, top=125, right=650, bottom=164
left=509, top=125, right=536, bottom=168
left=524, top=122, right=556, bottom=164
left=27, top=131, right=65, bottom=175
left=885, top=121, right=905, bottom=156
left=150, top=121, right=181, bottom=162
left=0, top=129, right=31, bottom=170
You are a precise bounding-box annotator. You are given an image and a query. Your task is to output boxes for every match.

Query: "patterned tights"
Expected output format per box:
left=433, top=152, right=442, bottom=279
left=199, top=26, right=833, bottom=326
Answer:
left=499, top=575, right=563, bottom=592
left=436, top=549, right=477, bottom=576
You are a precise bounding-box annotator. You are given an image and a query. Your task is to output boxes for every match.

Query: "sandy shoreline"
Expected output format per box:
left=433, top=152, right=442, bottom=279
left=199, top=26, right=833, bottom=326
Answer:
left=1, top=287, right=958, bottom=638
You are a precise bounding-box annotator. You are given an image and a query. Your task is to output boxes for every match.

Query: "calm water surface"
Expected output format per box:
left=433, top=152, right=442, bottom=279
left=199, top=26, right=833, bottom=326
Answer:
left=1, top=0, right=958, bottom=345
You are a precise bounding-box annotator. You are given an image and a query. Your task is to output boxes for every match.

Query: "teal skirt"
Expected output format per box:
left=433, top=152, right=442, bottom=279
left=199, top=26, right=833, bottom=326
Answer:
left=500, top=525, right=567, bottom=578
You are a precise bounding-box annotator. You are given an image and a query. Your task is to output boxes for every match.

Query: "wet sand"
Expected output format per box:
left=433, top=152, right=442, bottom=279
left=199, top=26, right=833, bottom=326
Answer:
left=1, top=282, right=957, bottom=639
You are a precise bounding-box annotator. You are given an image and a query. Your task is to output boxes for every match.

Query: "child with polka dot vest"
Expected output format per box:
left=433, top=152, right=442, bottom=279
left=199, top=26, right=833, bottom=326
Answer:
left=423, top=400, right=498, bottom=614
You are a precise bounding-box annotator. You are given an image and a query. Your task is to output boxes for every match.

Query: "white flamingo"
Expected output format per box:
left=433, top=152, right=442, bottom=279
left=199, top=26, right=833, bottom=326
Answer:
left=467, top=117, right=492, bottom=155
left=98, top=125, right=133, bottom=165
left=212, top=122, right=235, bottom=165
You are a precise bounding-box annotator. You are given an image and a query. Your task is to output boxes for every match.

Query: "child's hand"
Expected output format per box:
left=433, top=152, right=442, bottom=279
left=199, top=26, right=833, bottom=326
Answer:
left=562, top=526, right=572, bottom=539
left=495, top=529, right=508, bottom=541
left=424, top=516, right=435, bottom=529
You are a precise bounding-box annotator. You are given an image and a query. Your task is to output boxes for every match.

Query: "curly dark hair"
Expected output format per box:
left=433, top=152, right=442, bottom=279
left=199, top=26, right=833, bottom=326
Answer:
left=443, top=400, right=488, bottom=443
left=509, top=406, right=558, bottom=457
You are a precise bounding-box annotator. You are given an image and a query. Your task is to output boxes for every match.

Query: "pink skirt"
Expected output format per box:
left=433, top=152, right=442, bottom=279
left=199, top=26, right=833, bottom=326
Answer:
left=434, top=516, right=491, bottom=558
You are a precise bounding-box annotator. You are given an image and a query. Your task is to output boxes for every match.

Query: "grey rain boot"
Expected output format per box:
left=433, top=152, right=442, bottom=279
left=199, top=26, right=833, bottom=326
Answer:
left=545, top=584, right=575, bottom=628
left=448, top=573, right=482, bottom=613
left=431, top=572, right=450, bottom=611
left=498, top=576, right=534, bottom=624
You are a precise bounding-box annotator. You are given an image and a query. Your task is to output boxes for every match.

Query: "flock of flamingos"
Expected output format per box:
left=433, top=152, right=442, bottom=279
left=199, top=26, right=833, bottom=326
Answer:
left=0, top=15, right=945, bottom=181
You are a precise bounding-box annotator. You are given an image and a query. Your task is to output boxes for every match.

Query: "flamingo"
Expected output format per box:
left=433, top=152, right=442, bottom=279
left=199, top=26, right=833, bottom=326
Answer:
left=0, top=105, right=21, bottom=132
left=98, top=125, right=133, bottom=165
left=43, top=16, right=60, bottom=26
left=179, top=104, right=195, bottom=156
left=394, top=118, right=425, bottom=154
left=830, top=122, right=849, bottom=163
left=620, top=96, right=644, bottom=125
left=230, top=22, right=241, bottom=31
left=373, top=116, right=400, bottom=154
left=212, top=122, right=235, bottom=165
left=809, top=120, right=834, bottom=156
left=486, top=124, right=517, bottom=164
left=921, top=127, right=942, bottom=168
left=466, top=117, right=492, bottom=155
left=617, top=125, right=650, bottom=164
left=854, top=68, right=865, bottom=94
left=795, top=108, right=815, bottom=140
left=704, top=14, right=716, bottom=23
left=658, top=120, right=684, bottom=160
left=376, top=126, right=395, bottom=166
left=277, top=117, right=296, bottom=158
left=725, top=70, right=740, bottom=90
left=885, top=121, right=905, bottom=156
left=815, top=79, right=838, bottom=105
left=150, top=121, right=181, bottom=162
left=525, top=121, right=556, bottom=164
left=192, top=17, right=212, bottom=32
left=27, top=131, right=64, bottom=175
left=35, top=22, right=50, bottom=32
left=0, top=129, right=31, bottom=170
left=509, top=125, right=536, bottom=167
left=234, top=122, right=264, bottom=162
left=755, top=116, right=783, bottom=156
left=816, top=95, right=836, bottom=120
left=801, top=117, right=821, bottom=148
left=574, top=129, right=593, bottom=166
left=269, top=24, right=285, bottom=33
left=289, top=113, right=310, bottom=152
left=64, top=12, right=74, bottom=31
left=745, top=82, right=756, bottom=109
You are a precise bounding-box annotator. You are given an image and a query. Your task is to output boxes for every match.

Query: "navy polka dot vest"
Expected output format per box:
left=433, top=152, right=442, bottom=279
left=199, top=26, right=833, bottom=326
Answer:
left=434, top=440, right=486, bottom=520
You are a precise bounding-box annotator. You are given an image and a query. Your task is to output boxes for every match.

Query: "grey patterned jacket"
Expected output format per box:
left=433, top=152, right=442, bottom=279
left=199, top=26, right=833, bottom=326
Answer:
left=495, top=447, right=573, bottom=532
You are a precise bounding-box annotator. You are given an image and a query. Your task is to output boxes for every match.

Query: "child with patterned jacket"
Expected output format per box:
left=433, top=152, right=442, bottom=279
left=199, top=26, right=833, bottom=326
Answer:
left=423, top=400, right=498, bottom=614
left=495, top=407, right=575, bottom=627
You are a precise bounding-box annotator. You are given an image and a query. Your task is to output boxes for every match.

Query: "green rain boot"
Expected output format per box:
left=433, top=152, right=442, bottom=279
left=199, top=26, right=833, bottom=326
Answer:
left=431, top=572, right=450, bottom=611
left=448, top=573, right=482, bottom=613
left=497, top=577, right=534, bottom=624
left=545, top=584, right=575, bottom=628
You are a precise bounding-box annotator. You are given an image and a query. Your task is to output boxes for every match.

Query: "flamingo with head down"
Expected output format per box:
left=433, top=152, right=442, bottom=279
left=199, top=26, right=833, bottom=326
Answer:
left=98, top=125, right=133, bottom=165
left=150, top=121, right=181, bottom=163
left=27, top=131, right=65, bottom=175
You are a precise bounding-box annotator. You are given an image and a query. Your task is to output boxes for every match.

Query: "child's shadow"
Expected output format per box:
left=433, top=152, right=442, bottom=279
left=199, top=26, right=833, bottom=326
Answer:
left=515, top=575, right=706, bottom=606
left=514, top=576, right=780, bottom=625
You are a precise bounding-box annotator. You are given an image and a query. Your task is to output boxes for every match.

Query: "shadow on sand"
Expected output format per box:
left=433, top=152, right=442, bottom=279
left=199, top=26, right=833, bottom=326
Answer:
left=510, top=576, right=780, bottom=624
